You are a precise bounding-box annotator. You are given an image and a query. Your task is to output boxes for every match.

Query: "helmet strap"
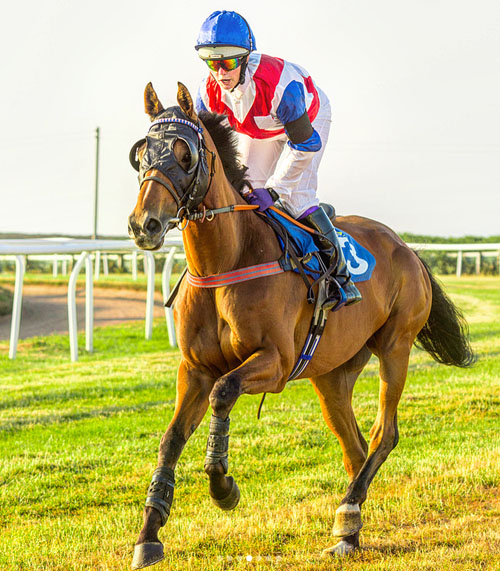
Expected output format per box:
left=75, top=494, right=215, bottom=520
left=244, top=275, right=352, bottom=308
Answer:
left=231, top=56, right=249, bottom=91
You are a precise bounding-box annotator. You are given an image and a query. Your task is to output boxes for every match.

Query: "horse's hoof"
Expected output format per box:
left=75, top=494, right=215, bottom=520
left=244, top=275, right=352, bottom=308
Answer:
left=131, top=542, right=164, bottom=570
left=322, top=539, right=358, bottom=557
left=332, top=503, right=362, bottom=537
left=210, top=476, right=240, bottom=510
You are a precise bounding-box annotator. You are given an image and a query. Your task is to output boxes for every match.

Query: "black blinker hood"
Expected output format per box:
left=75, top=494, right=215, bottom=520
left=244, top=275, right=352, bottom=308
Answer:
left=129, top=106, right=211, bottom=212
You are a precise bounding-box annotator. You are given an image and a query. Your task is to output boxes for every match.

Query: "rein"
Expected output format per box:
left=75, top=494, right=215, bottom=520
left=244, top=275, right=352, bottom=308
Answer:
left=170, top=202, right=318, bottom=236
left=169, top=202, right=258, bottom=226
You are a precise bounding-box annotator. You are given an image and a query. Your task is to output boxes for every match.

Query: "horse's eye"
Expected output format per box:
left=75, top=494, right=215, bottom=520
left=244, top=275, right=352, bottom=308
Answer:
left=174, top=138, right=198, bottom=173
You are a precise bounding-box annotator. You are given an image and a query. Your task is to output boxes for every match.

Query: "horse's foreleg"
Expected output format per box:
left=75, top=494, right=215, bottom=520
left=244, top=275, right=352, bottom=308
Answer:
left=204, top=414, right=241, bottom=509
left=132, top=362, right=213, bottom=570
left=204, top=346, right=285, bottom=510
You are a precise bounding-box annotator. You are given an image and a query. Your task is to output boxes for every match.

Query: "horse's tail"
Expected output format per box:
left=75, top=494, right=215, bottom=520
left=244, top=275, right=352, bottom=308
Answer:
left=414, top=254, right=476, bottom=367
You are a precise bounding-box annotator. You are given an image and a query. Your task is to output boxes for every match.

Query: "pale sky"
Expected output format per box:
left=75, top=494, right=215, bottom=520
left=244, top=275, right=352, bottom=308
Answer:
left=1, top=0, right=499, bottom=237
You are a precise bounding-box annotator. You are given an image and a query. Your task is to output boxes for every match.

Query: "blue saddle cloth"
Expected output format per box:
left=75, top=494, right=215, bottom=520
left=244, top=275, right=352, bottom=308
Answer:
left=266, top=209, right=376, bottom=283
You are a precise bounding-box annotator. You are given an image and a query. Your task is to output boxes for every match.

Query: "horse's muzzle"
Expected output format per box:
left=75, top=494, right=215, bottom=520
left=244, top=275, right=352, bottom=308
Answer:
left=128, top=212, right=168, bottom=251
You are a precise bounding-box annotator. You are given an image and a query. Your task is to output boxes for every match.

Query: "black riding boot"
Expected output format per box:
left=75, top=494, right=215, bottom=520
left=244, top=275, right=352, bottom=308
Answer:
left=302, top=206, right=362, bottom=311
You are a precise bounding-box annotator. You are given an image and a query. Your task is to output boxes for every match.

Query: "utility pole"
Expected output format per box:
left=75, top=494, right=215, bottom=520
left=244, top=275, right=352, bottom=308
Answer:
left=92, top=126, right=100, bottom=239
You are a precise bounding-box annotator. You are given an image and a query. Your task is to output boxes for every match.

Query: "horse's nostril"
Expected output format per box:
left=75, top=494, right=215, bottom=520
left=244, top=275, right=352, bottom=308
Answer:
left=145, top=217, right=162, bottom=235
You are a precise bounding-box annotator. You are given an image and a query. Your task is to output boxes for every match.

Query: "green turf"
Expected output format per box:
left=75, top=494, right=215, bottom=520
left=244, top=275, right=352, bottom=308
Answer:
left=0, top=276, right=499, bottom=570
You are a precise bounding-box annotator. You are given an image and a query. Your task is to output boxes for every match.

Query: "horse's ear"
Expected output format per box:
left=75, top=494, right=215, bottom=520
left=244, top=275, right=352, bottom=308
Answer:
left=144, top=82, right=164, bottom=120
left=177, top=82, right=197, bottom=120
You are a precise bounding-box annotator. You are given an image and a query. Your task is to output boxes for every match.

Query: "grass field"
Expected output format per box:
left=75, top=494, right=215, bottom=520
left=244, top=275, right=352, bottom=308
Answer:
left=0, top=276, right=499, bottom=570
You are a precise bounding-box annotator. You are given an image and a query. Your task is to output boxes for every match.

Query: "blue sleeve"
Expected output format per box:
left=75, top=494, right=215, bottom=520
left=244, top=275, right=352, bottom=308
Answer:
left=276, top=81, right=306, bottom=124
left=195, top=87, right=208, bottom=114
left=277, top=81, right=322, bottom=152
left=287, top=131, right=322, bottom=152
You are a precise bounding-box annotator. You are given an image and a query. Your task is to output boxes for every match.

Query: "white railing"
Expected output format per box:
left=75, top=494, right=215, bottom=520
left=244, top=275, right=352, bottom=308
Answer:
left=2, top=238, right=498, bottom=361
left=0, top=236, right=183, bottom=361
left=407, top=243, right=500, bottom=277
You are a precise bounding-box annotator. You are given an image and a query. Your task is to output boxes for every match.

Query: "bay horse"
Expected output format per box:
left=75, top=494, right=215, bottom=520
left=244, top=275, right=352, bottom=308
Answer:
left=127, top=82, right=475, bottom=569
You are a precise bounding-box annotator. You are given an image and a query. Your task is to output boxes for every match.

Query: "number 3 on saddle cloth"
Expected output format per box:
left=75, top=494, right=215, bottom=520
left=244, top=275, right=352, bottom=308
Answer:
left=264, top=208, right=376, bottom=302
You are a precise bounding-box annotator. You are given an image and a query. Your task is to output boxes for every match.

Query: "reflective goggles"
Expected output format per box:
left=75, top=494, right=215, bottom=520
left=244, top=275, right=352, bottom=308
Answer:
left=205, top=57, right=245, bottom=72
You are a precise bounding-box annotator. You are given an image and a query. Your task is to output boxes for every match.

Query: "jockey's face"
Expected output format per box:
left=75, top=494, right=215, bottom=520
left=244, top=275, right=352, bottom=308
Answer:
left=210, top=65, right=241, bottom=91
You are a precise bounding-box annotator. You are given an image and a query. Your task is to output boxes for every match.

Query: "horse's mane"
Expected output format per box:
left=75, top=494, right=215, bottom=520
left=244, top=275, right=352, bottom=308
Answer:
left=198, top=110, right=250, bottom=192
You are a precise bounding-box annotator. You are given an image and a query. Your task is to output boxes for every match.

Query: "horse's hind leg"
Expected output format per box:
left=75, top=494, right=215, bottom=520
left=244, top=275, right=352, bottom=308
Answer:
left=331, top=328, right=414, bottom=543
left=132, top=362, right=213, bottom=570
left=309, top=345, right=372, bottom=556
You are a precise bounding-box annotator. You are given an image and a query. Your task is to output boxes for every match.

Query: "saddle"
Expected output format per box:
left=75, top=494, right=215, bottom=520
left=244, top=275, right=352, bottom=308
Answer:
left=260, top=202, right=338, bottom=306
left=261, top=202, right=375, bottom=304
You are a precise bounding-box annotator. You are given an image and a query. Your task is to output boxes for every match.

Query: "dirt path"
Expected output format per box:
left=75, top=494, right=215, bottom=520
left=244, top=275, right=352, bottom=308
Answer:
left=0, top=284, right=166, bottom=340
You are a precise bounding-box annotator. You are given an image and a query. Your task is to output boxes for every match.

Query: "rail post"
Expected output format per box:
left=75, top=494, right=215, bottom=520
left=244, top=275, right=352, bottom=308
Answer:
left=68, top=251, right=89, bottom=362
left=144, top=252, right=155, bottom=340
left=9, top=255, right=26, bottom=359
left=162, top=247, right=177, bottom=347
left=456, top=251, right=463, bottom=278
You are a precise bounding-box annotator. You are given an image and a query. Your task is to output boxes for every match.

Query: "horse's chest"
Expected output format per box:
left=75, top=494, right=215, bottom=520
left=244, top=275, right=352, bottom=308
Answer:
left=178, top=305, right=250, bottom=372
left=217, top=318, right=248, bottom=362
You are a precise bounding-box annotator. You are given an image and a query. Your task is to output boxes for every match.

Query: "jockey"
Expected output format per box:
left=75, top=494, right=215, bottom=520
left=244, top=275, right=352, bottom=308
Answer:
left=195, top=10, right=361, bottom=310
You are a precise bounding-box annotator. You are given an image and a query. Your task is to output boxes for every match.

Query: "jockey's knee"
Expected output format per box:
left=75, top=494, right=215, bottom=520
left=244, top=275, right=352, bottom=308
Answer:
left=209, top=374, right=241, bottom=417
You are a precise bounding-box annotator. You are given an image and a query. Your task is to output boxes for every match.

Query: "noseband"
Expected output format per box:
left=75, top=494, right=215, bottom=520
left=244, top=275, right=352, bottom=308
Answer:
left=130, top=111, right=216, bottom=223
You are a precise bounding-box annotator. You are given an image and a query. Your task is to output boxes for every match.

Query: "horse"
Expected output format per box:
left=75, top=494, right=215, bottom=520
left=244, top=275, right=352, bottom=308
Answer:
left=127, top=82, right=475, bottom=569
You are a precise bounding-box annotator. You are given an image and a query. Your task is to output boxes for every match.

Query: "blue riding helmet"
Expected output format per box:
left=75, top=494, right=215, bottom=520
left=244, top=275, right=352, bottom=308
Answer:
left=195, top=10, right=256, bottom=60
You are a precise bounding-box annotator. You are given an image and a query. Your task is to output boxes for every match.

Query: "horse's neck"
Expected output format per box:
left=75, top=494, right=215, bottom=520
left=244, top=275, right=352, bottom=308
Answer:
left=182, top=178, right=277, bottom=277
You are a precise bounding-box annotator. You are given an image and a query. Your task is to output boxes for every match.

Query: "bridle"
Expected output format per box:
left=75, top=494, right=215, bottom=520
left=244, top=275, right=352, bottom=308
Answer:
left=130, top=110, right=216, bottom=228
